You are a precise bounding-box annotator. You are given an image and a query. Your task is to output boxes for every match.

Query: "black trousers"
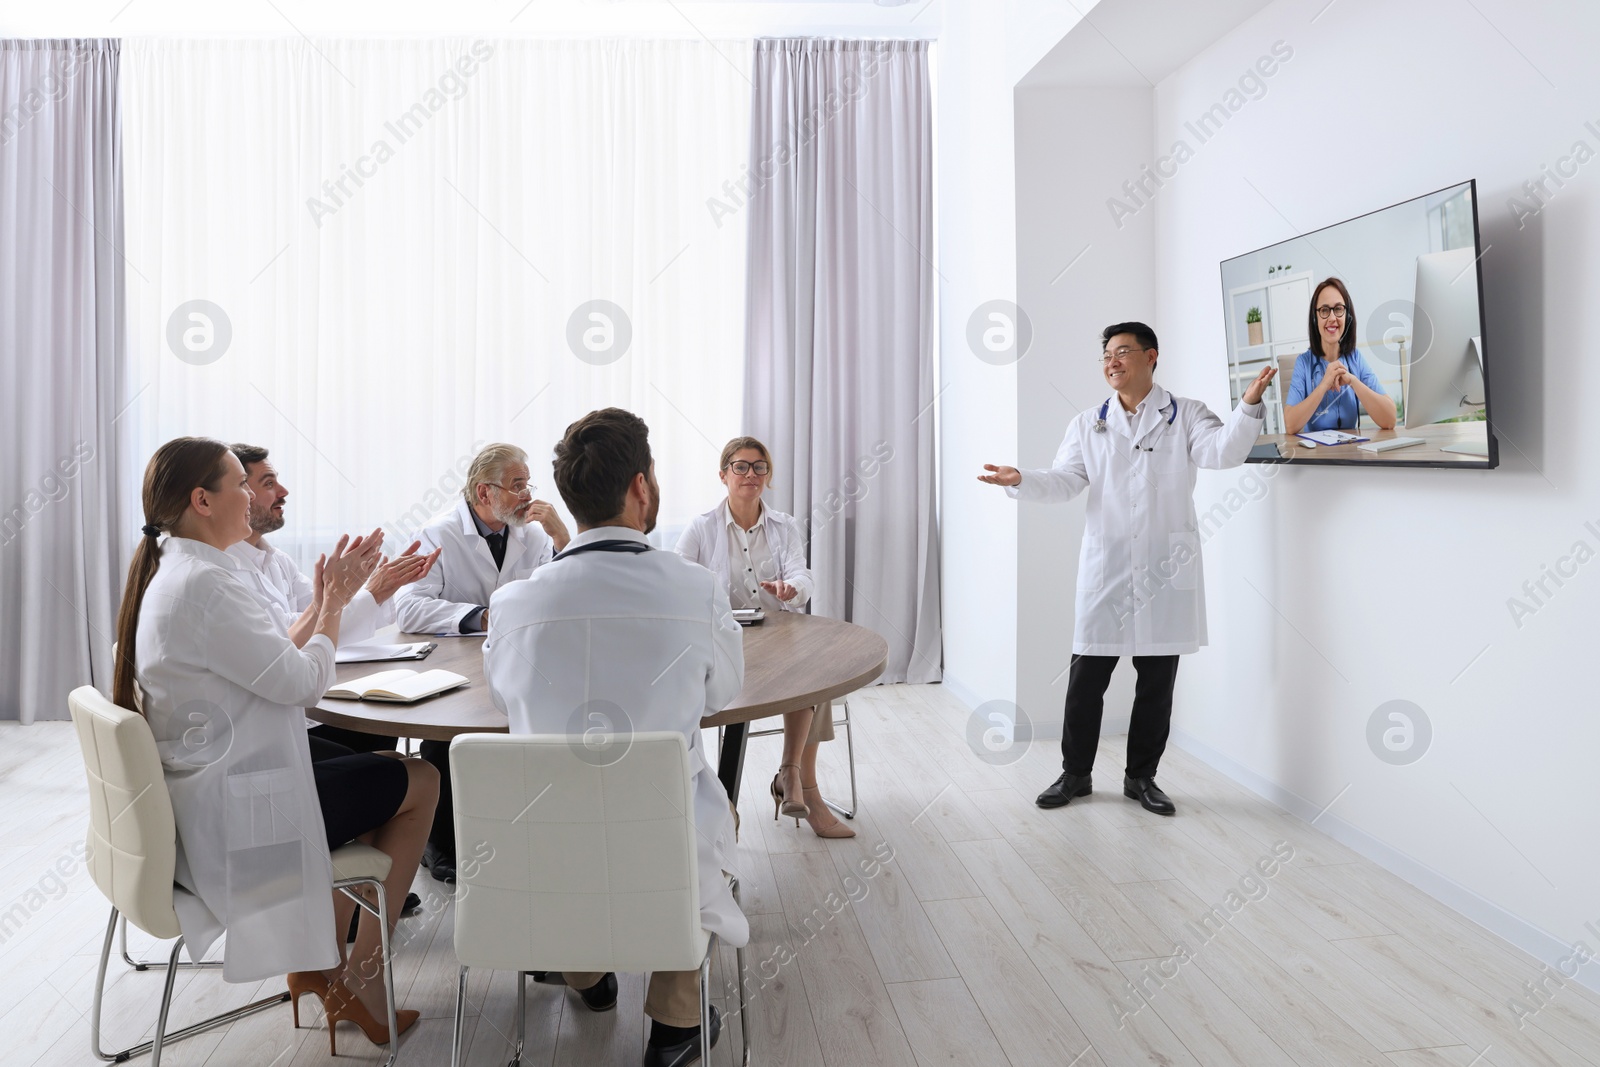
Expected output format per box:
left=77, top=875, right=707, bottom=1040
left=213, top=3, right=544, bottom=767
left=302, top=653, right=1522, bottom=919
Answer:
left=419, top=739, right=455, bottom=859
left=1061, top=653, right=1180, bottom=780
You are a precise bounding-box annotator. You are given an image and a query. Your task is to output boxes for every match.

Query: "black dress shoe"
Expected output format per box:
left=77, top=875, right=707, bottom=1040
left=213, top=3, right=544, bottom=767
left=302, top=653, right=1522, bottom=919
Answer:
left=1036, top=772, right=1092, bottom=809
left=524, top=971, right=617, bottom=1011
left=572, top=972, right=618, bottom=1012
left=423, top=843, right=457, bottom=883
left=1124, top=776, right=1175, bottom=815
left=643, top=1006, right=721, bottom=1067
left=347, top=891, right=423, bottom=941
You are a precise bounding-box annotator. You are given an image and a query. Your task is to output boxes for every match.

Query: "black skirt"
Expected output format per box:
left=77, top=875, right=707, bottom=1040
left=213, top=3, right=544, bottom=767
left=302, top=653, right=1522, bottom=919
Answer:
left=312, top=751, right=409, bottom=850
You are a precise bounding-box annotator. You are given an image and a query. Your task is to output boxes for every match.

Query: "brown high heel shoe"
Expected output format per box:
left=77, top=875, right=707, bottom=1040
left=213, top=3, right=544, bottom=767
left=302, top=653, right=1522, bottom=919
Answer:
left=286, top=971, right=330, bottom=1029
left=320, top=977, right=420, bottom=1054
left=802, top=784, right=855, bottom=839
left=770, top=763, right=808, bottom=823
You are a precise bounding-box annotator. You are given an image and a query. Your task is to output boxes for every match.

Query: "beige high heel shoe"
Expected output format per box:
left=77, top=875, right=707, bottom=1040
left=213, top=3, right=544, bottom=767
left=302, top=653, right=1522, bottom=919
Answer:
left=801, top=784, right=855, bottom=839
left=770, top=763, right=808, bottom=823
left=320, top=976, right=419, bottom=1055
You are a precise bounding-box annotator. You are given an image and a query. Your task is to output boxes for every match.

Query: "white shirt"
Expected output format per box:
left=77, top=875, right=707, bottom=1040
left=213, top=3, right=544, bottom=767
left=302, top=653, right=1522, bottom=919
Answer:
left=676, top=501, right=813, bottom=614
left=135, top=537, right=340, bottom=981
left=727, top=503, right=776, bottom=609
left=393, top=498, right=554, bottom=634
left=483, top=525, right=749, bottom=946
left=1008, top=382, right=1264, bottom=655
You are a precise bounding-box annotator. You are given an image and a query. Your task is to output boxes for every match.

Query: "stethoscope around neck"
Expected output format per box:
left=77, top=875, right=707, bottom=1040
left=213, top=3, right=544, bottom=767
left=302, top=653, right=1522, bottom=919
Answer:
left=1094, top=395, right=1178, bottom=450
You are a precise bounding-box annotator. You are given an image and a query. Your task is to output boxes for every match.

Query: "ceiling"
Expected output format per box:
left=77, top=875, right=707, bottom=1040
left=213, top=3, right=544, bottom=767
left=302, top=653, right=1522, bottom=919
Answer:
left=1018, top=0, right=1276, bottom=89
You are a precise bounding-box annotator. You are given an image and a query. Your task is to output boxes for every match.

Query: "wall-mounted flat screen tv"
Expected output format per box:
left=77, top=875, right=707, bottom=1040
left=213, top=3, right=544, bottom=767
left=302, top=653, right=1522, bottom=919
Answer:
left=1220, top=179, right=1496, bottom=468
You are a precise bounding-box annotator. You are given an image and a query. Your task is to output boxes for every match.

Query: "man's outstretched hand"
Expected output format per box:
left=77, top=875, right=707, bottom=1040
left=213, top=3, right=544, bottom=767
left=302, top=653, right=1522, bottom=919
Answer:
left=1242, top=365, right=1277, bottom=405
left=977, top=464, right=1021, bottom=487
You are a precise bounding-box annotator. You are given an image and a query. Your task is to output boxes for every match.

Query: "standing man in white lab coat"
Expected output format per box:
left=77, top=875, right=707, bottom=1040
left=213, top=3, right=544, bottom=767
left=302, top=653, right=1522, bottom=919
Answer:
left=393, top=442, right=571, bottom=881
left=484, top=408, right=746, bottom=1067
left=980, top=322, right=1276, bottom=815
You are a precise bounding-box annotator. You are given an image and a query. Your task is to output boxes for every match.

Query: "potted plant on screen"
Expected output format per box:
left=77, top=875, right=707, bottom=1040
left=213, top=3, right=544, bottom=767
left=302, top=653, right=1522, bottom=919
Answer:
left=1246, top=306, right=1263, bottom=346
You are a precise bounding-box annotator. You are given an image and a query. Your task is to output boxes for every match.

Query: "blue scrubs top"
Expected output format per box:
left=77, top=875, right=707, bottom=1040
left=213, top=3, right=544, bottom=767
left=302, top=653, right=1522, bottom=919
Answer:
left=1286, top=348, right=1387, bottom=432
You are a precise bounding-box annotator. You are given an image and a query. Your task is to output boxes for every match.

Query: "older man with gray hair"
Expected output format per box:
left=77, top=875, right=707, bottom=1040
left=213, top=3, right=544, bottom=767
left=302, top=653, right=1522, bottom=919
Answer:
left=394, top=441, right=571, bottom=880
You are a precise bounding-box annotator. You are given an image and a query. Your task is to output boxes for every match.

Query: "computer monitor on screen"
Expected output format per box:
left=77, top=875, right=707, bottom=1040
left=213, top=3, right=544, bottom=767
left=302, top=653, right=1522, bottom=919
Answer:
left=1405, top=247, right=1487, bottom=430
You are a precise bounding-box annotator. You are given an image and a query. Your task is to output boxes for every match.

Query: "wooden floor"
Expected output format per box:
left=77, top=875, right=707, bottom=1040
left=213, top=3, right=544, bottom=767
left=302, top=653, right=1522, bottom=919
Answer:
left=7, top=684, right=1600, bottom=1067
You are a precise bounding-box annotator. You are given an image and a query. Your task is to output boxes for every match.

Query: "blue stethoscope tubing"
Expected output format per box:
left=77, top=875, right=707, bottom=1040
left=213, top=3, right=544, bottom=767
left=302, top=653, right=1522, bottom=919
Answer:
left=1093, top=396, right=1178, bottom=434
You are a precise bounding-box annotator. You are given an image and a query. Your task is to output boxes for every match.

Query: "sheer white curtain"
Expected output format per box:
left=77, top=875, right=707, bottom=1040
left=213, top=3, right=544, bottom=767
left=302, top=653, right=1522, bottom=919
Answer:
left=742, top=39, right=941, bottom=684
left=120, top=38, right=751, bottom=574
left=1, top=39, right=127, bottom=722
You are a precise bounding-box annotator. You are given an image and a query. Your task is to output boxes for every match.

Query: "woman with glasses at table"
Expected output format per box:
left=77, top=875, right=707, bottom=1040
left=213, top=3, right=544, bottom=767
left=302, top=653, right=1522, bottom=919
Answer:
left=1284, top=276, right=1398, bottom=436
left=675, top=436, right=854, bottom=838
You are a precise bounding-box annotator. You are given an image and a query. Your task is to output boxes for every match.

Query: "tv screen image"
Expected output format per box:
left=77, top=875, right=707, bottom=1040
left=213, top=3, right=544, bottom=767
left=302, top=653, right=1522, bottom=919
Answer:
left=1220, top=179, right=1496, bottom=468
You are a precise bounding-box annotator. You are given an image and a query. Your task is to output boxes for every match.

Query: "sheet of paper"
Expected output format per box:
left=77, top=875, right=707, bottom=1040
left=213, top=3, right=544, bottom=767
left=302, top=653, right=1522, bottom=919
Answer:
left=335, top=642, right=430, bottom=664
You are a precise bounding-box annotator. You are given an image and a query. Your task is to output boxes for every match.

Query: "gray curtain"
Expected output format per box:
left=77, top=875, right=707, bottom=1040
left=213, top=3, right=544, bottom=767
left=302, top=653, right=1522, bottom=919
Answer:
left=742, top=39, right=940, bottom=684
left=0, top=39, right=127, bottom=722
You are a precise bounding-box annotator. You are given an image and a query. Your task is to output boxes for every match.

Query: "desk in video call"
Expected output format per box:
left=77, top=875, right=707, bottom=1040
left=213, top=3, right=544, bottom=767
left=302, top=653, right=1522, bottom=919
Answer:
left=1257, top=423, right=1491, bottom=464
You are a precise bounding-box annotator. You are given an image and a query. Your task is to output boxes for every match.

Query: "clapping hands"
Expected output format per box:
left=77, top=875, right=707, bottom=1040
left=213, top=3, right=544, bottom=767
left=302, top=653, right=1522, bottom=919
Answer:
left=312, top=528, right=384, bottom=612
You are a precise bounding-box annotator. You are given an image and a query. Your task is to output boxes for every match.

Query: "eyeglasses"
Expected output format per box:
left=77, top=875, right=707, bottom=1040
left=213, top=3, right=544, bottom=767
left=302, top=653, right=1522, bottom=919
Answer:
left=488, top=481, right=532, bottom=499
left=724, top=461, right=770, bottom=477
left=1315, top=304, right=1348, bottom=320
left=1099, top=345, right=1148, bottom=366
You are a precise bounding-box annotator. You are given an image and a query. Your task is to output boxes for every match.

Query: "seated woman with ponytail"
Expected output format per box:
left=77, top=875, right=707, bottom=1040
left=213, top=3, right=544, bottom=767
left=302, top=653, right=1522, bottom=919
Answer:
left=114, top=437, right=439, bottom=1051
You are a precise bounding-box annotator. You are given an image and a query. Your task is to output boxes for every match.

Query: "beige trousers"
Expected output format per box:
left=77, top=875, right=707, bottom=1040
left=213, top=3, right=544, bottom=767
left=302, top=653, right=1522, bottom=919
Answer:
left=562, top=969, right=700, bottom=1028
left=561, top=804, right=741, bottom=1030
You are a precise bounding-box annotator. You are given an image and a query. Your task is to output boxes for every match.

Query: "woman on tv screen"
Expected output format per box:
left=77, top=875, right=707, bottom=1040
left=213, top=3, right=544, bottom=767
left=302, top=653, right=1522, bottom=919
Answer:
left=1284, top=277, right=1398, bottom=435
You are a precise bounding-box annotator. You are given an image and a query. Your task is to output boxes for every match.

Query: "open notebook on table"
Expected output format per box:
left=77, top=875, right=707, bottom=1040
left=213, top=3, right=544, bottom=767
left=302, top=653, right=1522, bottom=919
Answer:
left=325, top=669, right=468, bottom=703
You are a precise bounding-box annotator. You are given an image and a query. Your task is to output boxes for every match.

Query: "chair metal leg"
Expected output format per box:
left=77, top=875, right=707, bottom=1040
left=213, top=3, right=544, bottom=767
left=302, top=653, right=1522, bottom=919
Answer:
left=149, top=938, right=183, bottom=1067
left=451, top=966, right=469, bottom=1067
left=91, top=905, right=289, bottom=1063
left=335, top=876, right=400, bottom=1067
left=731, top=875, right=750, bottom=1066
left=698, top=953, right=714, bottom=1067
left=825, top=698, right=857, bottom=820
left=511, top=970, right=527, bottom=1067
left=119, top=914, right=222, bottom=972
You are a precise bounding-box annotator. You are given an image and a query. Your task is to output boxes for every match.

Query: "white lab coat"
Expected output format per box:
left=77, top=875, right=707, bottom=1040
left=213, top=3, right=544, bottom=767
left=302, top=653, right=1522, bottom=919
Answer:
left=134, top=537, right=340, bottom=982
left=393, top=499, right=553, bottom=634
left=1009, top=383, right=1263, bottom=656
left=675, top=501, right=813, bottom=613
left=482, top=525, right=749, bottom=947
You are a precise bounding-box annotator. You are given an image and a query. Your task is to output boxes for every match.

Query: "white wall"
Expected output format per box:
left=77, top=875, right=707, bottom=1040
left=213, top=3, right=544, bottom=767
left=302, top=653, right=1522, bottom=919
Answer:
left=934, top=0, right=1089, bottom=713
left=1152, top=0, right=1600, bottom=979
left=1014, top=85, right=1155, bottom=735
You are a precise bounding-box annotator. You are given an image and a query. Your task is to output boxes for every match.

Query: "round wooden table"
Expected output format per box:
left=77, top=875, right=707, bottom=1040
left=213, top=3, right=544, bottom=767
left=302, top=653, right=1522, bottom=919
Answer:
left=307, top=611, right=888, bottom=798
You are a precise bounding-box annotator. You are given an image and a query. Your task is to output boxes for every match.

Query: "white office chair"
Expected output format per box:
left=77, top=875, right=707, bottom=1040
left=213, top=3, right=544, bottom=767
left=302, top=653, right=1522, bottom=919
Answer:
left=448, top=732, right=749, bottom=1067
left=68, top=685, right=404, bottom=1067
